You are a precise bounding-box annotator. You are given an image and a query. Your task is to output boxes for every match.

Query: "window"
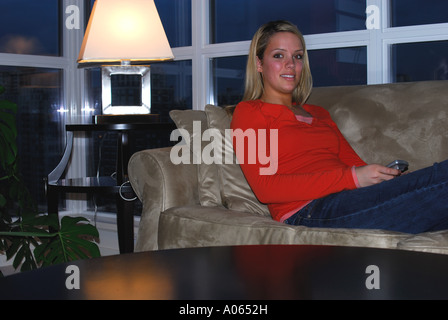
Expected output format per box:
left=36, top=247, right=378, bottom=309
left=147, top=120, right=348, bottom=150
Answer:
left=0, top=0, right=60, bottom=56
left=207, top=1, right=372, bottom=104
left=155, top=0, right=192, bottom=47
left=210, top=0, right=366, bottom=43
left=212, top=56, right=246, bottom=106
left=207, top=0, right=448, bottom=99
left=392, top=41, right=448, bottom=82
left=151, top=60, right=193, bottom=121
left=309, top=47, right=367, bottom=87
left=391, top=0, right=448, bottom=27
left=0, top=0, right=69, bottom=211
left=387, top=1, right=448, bottom=83
left=0, top=67, right=63, bottom=208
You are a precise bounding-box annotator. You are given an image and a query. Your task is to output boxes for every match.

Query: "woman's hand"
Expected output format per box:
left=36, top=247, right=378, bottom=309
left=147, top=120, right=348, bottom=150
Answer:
left=355, top=164, right=401, bottom=188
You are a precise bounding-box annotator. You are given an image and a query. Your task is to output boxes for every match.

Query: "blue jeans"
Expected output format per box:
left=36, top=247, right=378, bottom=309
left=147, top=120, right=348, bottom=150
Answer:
left=284, top=160, right=448, bottom=234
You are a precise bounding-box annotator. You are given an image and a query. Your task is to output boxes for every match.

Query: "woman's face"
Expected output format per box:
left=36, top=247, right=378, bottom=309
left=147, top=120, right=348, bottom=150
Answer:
left=257, top=32, right=304, bottom=102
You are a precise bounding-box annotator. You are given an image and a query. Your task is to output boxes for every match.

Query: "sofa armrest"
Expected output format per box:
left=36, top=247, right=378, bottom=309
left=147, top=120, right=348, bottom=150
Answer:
left=128, top=147, right=199, bottom=251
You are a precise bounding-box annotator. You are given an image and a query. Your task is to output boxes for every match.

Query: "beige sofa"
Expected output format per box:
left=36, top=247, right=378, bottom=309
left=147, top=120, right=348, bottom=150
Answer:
left=128, top=80, right=448, bottom=255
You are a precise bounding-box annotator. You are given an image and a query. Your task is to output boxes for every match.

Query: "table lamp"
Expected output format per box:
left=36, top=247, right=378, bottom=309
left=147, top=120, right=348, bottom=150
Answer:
left=77, top=0, right=174, bottom=116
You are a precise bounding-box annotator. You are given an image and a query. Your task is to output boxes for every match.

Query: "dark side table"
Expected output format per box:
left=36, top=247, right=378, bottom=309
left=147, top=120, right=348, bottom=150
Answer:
left=45, top=115, right=175, bottom=254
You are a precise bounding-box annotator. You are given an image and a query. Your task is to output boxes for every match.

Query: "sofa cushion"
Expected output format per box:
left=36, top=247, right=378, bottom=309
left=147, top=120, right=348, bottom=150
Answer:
left=307, top=81, right=448, bottom=171
left=169, top=109, right=222, bottom=207
left=397, top=230, right=448, bottom=255
left=157, top=205, right=410, bottom=250
left=204, top=105, right=271, bottom=217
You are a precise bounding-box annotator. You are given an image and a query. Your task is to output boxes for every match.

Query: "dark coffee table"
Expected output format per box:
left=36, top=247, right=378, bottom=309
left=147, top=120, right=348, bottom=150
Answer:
left=1, top=245, right=447, bottom=301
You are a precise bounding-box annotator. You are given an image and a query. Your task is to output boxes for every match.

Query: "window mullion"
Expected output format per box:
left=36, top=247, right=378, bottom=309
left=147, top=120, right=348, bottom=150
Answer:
left=61, top=0, right=89, bottom=214
left=191, top=0, right=207, bottom=109
left=62, top=0, right=85, bottom=124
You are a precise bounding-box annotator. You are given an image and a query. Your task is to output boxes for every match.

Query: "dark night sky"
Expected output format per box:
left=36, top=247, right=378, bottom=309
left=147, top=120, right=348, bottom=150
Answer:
left=1, top=0, right=447, bottom=54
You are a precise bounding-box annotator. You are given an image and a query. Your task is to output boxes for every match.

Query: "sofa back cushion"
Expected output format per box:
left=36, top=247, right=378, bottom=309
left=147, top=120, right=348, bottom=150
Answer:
left=307, top=81, right=448, bottom=171
left=204, top=105, right=271, bottom=217
left=169, top=109, right=222, bottom=207
left=169, top=107, right=270, bottom=216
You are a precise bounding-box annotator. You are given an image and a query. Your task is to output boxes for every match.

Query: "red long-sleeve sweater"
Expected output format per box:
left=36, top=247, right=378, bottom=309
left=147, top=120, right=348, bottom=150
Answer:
left=230, top=100, right=367, bottom=222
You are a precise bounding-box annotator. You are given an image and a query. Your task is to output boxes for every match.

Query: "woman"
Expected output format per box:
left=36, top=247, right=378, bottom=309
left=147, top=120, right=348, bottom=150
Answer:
left=230, top=20, right=448, bottom=233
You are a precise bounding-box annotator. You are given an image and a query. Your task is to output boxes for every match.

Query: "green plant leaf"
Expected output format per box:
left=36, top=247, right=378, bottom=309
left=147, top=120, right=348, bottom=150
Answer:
left=2, top=215, right=100, bottom=271
left=5, top=237, right=38, bottom=271
left=21, top=212, right=59, bottom=230
left=34, top=216, right=100, bottom=267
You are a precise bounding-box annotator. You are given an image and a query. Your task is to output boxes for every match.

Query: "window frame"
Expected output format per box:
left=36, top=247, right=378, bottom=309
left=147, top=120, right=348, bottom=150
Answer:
left=174, top=0, right=448, bottom=109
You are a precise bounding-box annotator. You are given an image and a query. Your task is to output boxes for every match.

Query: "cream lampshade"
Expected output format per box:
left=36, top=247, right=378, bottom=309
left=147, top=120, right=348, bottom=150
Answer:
left=78, top=0, right=174, bottom=115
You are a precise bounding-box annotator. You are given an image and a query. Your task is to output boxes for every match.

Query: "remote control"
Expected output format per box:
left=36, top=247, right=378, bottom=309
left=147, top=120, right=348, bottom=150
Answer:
left=386, top=160, right=409, bottom=173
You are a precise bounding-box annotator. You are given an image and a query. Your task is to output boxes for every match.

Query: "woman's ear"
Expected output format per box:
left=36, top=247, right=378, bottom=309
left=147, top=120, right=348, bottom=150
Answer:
left=256, top=56, right=263, bottom=73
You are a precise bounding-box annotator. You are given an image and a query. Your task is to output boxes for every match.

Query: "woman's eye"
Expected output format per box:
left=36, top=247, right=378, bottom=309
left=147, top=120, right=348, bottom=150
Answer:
left=295, top=54, right=303, bottom=60
left=273, top=54, right=283, bottom=59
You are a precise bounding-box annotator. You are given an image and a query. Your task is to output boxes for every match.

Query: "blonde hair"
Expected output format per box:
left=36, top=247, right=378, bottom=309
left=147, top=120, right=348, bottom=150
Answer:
left=242, top=20, right=313, bottom=106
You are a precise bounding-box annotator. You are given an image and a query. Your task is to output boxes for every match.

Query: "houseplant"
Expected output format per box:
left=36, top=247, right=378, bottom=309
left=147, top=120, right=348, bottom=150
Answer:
left=0, top=85, right=100, bottom=276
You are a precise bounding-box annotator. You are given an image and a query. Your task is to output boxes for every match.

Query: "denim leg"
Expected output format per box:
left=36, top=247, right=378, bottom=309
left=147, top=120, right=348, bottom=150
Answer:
left=285, top=160, right=448, bottom=234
